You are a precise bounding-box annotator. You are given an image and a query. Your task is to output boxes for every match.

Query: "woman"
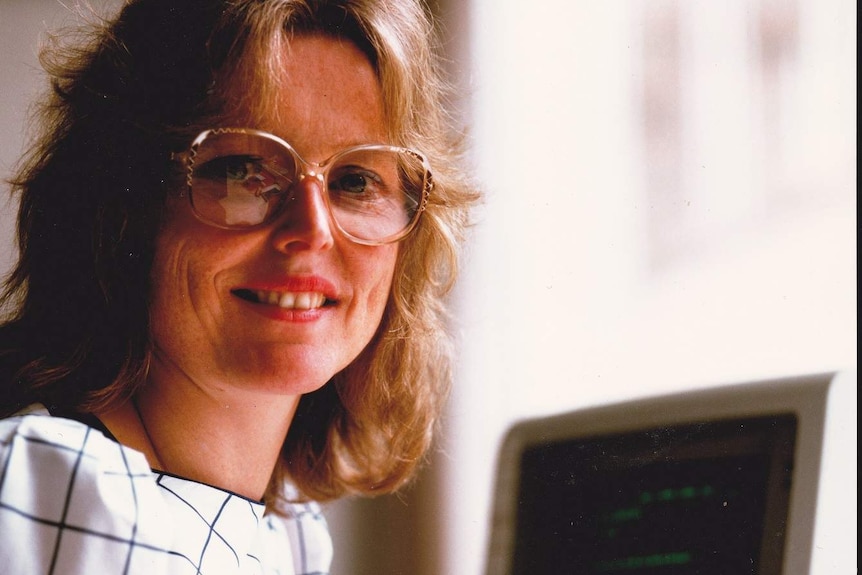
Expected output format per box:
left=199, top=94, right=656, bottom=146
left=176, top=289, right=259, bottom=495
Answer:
left=0, top=0, right=478, bottom=573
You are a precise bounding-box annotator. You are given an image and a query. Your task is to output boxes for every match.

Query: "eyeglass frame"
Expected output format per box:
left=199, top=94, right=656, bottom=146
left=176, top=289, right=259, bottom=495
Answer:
left=172, top=127, right=434, bottom=246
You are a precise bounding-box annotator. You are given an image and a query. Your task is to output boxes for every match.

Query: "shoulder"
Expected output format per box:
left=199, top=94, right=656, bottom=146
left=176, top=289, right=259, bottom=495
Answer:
left=0, top=404, right=152, bottom=480
left=0, top=406, right=172, bottom=572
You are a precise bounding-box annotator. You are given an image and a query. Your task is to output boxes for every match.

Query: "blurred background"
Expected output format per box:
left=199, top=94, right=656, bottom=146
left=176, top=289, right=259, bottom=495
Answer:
left=1, top=1, right=856, bottom=574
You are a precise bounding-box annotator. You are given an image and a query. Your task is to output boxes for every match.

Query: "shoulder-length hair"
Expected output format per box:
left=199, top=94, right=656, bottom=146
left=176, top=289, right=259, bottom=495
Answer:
left=0, top=0, right=479, bottom=505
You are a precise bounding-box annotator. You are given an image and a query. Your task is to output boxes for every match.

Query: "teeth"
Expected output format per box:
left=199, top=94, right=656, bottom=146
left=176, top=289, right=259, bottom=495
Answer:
left=254, top=290, right=326, bottom=310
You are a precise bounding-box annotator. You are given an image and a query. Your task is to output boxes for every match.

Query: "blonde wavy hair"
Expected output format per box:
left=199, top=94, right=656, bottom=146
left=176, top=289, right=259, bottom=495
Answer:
left=0, top=0, right=479, bottom=506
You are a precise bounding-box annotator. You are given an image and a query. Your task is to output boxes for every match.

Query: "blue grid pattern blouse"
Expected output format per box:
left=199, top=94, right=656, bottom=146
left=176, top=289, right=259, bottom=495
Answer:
left=0, top=405, right=332, bottom=575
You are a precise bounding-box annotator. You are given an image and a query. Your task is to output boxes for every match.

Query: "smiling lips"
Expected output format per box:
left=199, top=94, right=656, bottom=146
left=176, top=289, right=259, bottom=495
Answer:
left=234, top=289, right=331, bottom=310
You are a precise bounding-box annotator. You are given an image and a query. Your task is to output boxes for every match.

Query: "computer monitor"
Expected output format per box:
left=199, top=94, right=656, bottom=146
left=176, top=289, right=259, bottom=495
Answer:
left=484, top=370, right=856, bottom=575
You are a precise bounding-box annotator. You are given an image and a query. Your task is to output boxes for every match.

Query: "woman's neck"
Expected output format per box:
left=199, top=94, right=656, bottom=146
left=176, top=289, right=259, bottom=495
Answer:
left=96, top=370, right=300, bottom=501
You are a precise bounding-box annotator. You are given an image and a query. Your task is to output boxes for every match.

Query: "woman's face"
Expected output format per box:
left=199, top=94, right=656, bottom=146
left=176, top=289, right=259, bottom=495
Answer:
left=148, top=35, right=398, bottom=397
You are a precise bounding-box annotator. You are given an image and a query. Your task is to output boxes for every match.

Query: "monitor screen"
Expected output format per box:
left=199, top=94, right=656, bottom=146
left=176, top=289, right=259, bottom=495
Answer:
left=513, top=415, right=796, bottom=574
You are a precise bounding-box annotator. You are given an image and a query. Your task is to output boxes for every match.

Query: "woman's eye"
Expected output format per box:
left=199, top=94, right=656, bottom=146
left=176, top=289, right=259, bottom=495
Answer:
left=225, top=158, right=255, bottom=181
left=193, top=155, right=289, bottom=202
left=330, top=169, right=383, bottom=197
left=195, top=155, right=263, bottom=182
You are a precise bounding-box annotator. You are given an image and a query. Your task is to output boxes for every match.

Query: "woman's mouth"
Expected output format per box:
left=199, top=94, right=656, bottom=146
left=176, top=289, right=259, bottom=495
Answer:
left=232, top=289, right=334, bottom=310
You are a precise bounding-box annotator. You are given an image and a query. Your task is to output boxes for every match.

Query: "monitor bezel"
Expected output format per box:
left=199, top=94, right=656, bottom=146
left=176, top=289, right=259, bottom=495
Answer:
left=484, top=370, right=857, bottom=575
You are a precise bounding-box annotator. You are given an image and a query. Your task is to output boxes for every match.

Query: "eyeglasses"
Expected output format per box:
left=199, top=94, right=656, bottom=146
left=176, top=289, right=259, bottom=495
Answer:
left=175, top=128, right=433, bottom=245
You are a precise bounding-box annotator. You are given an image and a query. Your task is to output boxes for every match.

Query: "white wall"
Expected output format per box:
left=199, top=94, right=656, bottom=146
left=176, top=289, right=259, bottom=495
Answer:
left=449, top=1, right=856, bottom=574
left=1, top=1, right=47, bottom=275
left=1, top=0, right=123, bottom=278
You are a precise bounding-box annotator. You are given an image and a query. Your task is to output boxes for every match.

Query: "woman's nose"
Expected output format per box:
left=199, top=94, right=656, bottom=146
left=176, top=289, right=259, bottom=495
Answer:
left=271, top=174, right=335, bottom=251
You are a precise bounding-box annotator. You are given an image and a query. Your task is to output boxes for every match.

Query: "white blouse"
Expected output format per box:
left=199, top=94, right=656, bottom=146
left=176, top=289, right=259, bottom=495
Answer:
left=0, top=405, right=332, bottom=575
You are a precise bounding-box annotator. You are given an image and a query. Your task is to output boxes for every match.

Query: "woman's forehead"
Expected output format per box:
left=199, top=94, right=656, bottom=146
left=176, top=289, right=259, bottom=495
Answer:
left=212, top=34, right=391, bottom=146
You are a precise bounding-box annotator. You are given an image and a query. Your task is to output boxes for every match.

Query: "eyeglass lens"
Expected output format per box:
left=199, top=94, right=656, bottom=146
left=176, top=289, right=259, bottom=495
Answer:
left=188, top=131, right=427, bottom=242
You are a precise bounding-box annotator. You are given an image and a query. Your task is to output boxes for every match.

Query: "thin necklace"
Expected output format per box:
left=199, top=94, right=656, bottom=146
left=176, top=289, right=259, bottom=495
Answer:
left=131, top=395, right=165, bottom=470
